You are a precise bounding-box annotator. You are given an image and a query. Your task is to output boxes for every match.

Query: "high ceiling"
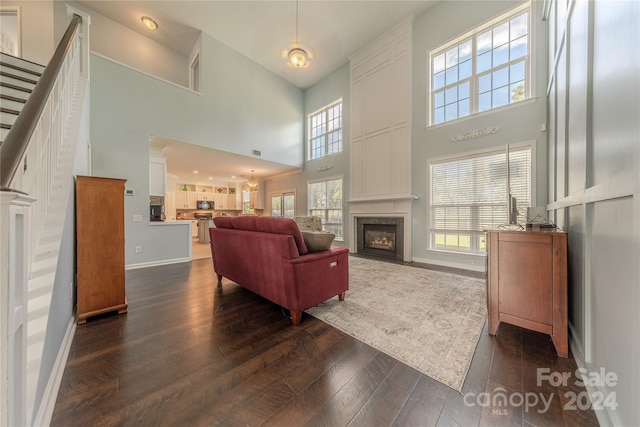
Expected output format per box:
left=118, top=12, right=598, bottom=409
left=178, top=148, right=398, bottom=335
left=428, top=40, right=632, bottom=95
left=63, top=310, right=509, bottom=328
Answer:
left=76, top=0, right=436, bottom=89
left=77, top=1, right=437, bottom=183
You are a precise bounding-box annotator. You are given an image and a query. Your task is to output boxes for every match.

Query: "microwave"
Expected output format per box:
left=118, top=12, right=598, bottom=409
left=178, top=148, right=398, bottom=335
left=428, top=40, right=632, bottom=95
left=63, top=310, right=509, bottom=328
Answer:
left=197, top=200, right=213, bottom=210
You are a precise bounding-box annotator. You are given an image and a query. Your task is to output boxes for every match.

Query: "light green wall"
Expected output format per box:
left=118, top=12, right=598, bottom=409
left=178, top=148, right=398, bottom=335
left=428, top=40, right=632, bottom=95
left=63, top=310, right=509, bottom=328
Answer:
left=264, top=62, right=350, bottom=246
left=90, top=30, right=304, bottom=266
left=547, top=0, right=640, bottom=425
left=410, top=0, right=548, bottom=269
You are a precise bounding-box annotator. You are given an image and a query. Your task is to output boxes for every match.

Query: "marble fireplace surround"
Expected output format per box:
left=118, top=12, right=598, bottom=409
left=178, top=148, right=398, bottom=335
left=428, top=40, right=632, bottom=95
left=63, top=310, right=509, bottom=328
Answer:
left=349, top=197, right=415, bottom=262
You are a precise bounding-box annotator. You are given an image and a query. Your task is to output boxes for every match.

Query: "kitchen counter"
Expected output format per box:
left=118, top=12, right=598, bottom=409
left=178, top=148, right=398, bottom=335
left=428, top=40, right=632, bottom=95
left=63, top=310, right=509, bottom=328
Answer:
left=149, top=221, right=191, bottom=226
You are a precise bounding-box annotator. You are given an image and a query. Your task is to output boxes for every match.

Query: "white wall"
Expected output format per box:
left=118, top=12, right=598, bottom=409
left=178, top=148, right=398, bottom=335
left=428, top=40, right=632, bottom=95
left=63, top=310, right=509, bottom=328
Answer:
left=547, top=1, right=640, bottom=425
left=2, top=1, right=53, bottom=64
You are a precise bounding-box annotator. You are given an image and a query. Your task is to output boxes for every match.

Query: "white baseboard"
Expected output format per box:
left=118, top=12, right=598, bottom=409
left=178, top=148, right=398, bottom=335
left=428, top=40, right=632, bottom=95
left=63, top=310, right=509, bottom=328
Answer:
left=569, top=323, right=617, bottom=427
left=125, top=257, right=191, bottom=270
left=411, top=256, right=485, bottom=273
left=32, top=317, right=76, bottom=427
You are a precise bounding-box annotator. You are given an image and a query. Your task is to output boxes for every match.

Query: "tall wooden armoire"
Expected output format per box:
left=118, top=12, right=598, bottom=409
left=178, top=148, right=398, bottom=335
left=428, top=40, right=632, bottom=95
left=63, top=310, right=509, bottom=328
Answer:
left=76, top=176, right=127, bottom=324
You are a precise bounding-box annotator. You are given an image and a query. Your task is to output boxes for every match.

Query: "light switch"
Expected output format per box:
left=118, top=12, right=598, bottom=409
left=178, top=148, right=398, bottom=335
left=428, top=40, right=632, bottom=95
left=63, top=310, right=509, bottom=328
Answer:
left=133, top=215, right=142, bottom=222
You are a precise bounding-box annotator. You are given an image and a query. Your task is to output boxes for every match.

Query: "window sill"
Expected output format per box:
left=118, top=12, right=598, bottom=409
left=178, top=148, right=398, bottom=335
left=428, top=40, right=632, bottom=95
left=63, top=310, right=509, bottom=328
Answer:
left=426, top=96, right=538, bottom=131
left=306, top=151, right=344, bottom=163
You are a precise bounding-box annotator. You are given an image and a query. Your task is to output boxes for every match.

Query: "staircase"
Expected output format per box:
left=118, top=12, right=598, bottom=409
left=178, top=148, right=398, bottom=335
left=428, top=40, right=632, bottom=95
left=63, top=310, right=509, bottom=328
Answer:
left=1, top=13, right=89, bottom=427
left=0, top=53, right=45, bottom=144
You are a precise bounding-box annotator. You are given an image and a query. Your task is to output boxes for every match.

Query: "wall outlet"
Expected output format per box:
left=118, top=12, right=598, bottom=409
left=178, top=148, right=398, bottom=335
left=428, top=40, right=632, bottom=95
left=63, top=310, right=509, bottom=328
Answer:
left=135, top=245, right=143, bottom=253
left=133, top=215, right=142, bottom=222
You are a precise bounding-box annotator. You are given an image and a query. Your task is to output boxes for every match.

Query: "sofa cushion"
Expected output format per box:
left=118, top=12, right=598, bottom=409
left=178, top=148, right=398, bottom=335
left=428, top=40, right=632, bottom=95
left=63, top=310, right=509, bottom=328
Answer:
left=301, top=230, right=335, bottom=253
left=213, top=216, right=234, bottom=229
left=230, top=215, right=258, bottom=231
left=256, top=216, right=309, bottom=255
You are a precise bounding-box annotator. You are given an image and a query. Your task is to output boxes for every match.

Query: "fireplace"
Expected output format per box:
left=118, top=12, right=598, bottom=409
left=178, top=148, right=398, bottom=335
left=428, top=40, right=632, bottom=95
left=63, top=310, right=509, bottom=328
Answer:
left=356, top=217, right=404, bottom=260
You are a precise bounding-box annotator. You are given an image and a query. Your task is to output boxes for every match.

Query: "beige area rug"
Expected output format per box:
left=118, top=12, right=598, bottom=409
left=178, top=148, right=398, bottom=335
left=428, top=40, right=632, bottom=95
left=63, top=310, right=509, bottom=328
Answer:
left=305, top=256, right=487, bottom=392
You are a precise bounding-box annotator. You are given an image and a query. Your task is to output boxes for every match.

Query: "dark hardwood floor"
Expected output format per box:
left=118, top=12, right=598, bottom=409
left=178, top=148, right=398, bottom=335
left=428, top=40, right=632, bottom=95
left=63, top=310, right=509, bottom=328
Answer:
left=51, top=258, right=600, bottom=427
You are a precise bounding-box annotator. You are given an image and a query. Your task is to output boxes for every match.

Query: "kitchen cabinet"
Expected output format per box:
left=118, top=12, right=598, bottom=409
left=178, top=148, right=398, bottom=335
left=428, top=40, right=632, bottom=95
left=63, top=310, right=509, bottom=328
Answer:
left=149, top=155, right=166, bottom=196
left=197, top=192, right=214, bottom=202
left=191, top=220, right=198, bottom=237
left=249, top=187, right=264, bottom=209
left=176, top=191, right=196, bottom=209
left=213, top=193, right=226, bottom=210
left=165, top=191, right=176, bottom=221
left=76, top=176, right=127, bottom=324
left=486, top=229, right=568, bottom=357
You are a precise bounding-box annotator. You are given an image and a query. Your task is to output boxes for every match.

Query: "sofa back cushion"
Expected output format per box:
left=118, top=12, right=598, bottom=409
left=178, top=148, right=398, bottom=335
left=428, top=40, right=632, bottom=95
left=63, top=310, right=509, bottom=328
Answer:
left=222, top=216, right=308, bottom=255
left=213, top=216, right=234, bottom=229
left=230, top=215, right=258, bottom=231
left=256, top=217, right=308, bottom=255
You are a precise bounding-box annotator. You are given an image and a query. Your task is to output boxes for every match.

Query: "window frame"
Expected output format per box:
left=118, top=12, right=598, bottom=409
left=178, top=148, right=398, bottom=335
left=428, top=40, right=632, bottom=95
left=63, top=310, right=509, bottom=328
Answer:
left=307, top=98, right=344, bottom=161
left=270, top=191, right=296, bottom=218
left=307, top=176, right=344, bottom=240
left=426, top=141, right=536, bottom=255
left=427, top=2, right=533, bottom=127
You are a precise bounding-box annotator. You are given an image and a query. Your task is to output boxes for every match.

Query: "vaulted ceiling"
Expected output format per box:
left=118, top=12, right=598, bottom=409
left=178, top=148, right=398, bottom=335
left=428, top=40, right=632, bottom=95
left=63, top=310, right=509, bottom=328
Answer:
left=76, top=0, right=436, bottom=89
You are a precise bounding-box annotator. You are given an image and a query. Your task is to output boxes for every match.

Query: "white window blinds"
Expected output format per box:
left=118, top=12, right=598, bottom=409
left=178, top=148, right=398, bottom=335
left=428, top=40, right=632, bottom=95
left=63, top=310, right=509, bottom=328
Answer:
left=429, top=145, right=531, bottom=253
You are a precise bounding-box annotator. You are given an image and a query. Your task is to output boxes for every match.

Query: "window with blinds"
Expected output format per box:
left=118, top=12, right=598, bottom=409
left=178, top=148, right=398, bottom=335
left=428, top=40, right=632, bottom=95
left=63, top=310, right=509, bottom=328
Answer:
left=429, top=145, right=532, bottom=253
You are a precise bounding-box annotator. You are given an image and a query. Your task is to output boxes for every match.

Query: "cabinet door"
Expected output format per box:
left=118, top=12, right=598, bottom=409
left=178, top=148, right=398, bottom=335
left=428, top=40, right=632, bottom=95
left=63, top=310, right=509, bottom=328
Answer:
left=214, top=193, right=225, bottom=209
left=227, top=194, right=236, bottom=209
left=186, top=192, right=197, bottom=209
left=149, top=159, right=166, bottom=196
left=498, top=240, right=553, bottom=325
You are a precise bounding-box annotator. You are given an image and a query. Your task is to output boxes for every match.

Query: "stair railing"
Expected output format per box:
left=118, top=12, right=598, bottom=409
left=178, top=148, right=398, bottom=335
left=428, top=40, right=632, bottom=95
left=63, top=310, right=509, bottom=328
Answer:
left=0, top=14, right=85, bottom=427
left=0, top=14, right=81, bottom=191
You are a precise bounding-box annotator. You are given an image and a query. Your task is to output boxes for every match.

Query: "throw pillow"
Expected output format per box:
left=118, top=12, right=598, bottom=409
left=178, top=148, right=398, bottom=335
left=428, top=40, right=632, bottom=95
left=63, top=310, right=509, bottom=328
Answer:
left=301, top=230, right=335, bottom=253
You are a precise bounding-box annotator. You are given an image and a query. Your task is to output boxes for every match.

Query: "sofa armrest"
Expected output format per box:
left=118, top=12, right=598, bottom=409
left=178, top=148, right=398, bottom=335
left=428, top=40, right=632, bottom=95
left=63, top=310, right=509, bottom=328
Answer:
left=282, top=247, right=349, bottom=313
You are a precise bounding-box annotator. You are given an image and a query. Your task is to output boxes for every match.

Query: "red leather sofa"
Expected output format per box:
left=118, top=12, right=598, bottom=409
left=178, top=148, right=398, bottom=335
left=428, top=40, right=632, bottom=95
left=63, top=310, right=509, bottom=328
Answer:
left=209, top=216, right=349, bottom=325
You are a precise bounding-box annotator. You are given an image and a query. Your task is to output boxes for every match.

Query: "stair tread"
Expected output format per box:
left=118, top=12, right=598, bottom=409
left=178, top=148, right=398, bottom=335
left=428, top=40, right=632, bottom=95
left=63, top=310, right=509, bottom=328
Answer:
left=0, top=70, right=38, bottom=85
left=0, top=52, right=45, bottom=75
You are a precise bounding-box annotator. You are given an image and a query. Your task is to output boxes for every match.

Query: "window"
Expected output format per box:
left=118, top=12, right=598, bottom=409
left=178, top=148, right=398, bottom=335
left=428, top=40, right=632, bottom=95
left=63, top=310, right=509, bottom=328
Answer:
left=308, top=178, right=343, bottom=239
left=308, top=99, right=343, bottom=160
left=242, top=191, right=254, bottom=214
left=429, top=144, right=533, bottom=254
left=429, top=4, right=530, bottom=125
left=271, top=192, right=295, bottom=218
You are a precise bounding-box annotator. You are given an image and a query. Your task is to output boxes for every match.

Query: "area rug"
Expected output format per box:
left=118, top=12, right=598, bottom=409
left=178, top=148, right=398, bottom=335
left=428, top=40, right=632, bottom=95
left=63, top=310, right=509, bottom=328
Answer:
left=305, top=256, right=487, bottom=392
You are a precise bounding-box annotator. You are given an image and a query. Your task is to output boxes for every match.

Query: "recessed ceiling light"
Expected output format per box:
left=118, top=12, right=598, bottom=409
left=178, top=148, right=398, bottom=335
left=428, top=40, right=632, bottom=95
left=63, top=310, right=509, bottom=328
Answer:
left=193, top=170, right=199, bottom=174
left=141, top=16, right=158, bottom=30
left=208, top=177, right=213, bottom=180
left=231, top=175, right=236, bottom=179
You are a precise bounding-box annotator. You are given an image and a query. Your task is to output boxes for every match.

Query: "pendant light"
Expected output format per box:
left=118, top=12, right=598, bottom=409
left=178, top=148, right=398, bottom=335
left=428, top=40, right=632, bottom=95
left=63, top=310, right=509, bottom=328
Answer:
left=288, top=0, right=308, bottom=68
left=248, top=170, right=258, bottom=188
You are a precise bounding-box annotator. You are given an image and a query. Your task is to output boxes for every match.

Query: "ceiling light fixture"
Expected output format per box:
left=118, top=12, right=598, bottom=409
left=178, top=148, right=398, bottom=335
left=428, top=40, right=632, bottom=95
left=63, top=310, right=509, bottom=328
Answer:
left=247, top=170, right=258, bottom=188
left=288, top=0, right=308, bottom=68
left=141, top=16, right=158, bottom=30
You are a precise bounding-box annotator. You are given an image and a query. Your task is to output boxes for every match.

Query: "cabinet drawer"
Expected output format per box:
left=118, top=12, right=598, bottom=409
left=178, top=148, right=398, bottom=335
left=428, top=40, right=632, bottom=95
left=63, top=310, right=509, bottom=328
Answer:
left=498, top=233, right=551, bottom=245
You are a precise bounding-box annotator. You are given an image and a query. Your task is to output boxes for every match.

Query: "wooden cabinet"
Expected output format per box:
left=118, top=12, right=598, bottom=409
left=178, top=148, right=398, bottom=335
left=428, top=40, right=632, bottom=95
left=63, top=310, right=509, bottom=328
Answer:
left=486, top=229, right=568, bottom=357
left=76, top=176, right=127, bottom=324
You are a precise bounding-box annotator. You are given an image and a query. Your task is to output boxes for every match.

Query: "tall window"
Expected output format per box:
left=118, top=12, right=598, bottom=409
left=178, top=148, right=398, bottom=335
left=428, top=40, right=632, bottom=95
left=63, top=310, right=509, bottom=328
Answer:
left=271, top=192, right=295, bottom=218
left=309, top=99, right=343, bottom=160
left=429, top=144, right=533, bottom=254
left=429, top=4, right=530, bottom=125
left=308, top=178, right=343, bottom=239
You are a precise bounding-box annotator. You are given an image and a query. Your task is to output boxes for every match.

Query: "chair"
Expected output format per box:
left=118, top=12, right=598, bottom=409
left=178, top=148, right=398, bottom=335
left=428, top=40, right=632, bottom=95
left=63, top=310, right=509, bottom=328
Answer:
left=294, top=216, right=323, bottom=232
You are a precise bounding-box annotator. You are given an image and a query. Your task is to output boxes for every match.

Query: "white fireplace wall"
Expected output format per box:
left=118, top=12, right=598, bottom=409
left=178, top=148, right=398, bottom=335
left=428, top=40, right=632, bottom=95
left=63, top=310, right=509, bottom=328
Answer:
left=350, top=199, right=413, bottom=262
left=349, top=18, right=413, bottom=200
left=349, top=18, right=414, bottom=260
